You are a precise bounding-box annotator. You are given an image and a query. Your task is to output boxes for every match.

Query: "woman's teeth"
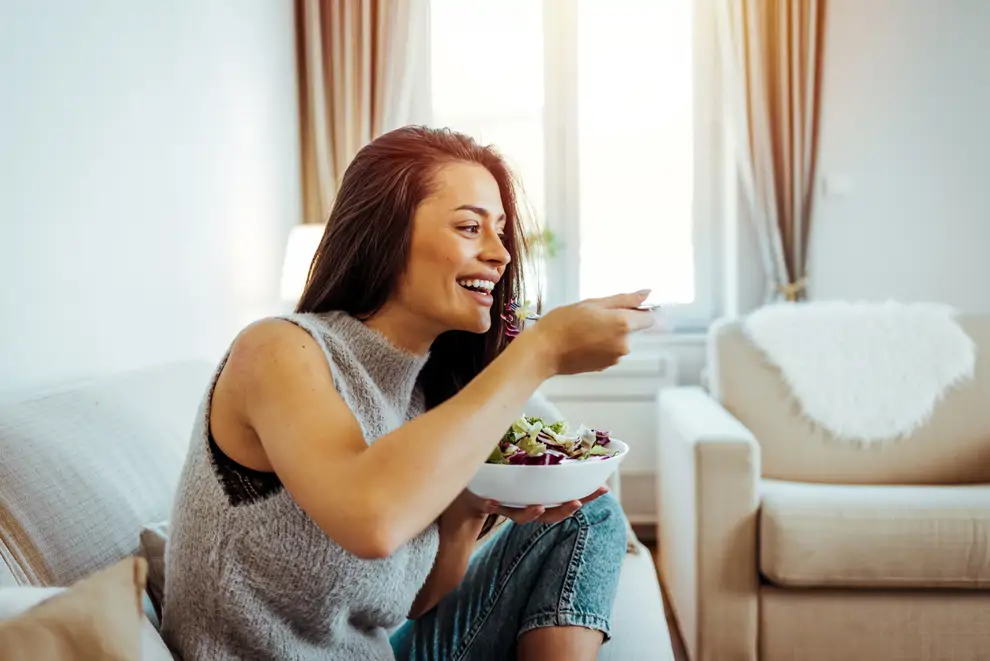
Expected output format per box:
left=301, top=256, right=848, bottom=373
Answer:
left=457, top=279, right=494, bottom=293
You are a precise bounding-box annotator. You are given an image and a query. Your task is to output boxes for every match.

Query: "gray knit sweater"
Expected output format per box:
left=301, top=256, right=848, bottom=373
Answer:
left=161, top=311, right=440, bottom=661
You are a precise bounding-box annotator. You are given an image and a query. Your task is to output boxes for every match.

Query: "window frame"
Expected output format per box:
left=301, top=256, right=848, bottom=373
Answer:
left=540, top=0, right=722, bottom=333
left=425, top=0, right=724, bottom=333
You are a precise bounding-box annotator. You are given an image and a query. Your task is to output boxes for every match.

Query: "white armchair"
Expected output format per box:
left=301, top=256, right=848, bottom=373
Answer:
left=656, top=314, right=990, bottom=661
left=656, top=387, right=760, bottom=661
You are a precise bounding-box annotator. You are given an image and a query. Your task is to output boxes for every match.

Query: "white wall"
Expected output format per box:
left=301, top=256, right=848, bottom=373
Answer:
left=808, top=0, right=990, bottom=311
left=0, top=0, right=302, bottom=398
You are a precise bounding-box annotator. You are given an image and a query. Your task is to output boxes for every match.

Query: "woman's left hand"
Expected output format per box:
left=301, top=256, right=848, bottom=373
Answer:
left=453, top=486, right=610, bottom=526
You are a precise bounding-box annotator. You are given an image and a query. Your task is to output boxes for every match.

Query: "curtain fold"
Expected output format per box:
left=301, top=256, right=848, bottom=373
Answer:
left=295, top=0, right=430, bottom=224
left=717, top=0, right=827, bottom=302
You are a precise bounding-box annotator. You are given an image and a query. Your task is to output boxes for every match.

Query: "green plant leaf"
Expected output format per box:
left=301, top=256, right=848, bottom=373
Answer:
left=525, top=228, right=562, bottom=260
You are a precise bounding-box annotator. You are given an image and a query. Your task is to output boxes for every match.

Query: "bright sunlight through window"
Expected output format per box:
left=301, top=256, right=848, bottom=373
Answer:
left=431, top=0, right=697, bottom=309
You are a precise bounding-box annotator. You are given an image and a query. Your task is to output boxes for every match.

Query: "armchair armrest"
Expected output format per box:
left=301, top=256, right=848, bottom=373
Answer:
left=657, top=386, right=761, bottom=661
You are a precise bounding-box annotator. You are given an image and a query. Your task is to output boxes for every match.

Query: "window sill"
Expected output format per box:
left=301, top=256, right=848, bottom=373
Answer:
left=633, top=326, right=708, bottom=347
left=627, top=326, right=708, bottom=376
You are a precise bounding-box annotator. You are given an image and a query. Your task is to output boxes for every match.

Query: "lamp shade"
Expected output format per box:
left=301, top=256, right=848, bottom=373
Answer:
left=280, top=224, right=325, bottom=302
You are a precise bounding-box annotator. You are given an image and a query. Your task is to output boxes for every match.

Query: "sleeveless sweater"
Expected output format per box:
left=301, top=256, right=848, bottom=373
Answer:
left=161, top=311, right=440, bottom=661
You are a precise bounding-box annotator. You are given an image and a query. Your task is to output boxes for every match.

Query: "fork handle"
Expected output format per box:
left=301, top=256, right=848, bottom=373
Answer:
left=525, top=303, right=660, bottom=321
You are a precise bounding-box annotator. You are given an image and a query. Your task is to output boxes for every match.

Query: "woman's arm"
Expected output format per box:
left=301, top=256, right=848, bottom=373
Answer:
left=407, top=482, right=611, bottom=618
left=408, top=495, right=488, bottom=619
left=224, top=318, right=554, bottom=559
left=222, top=293, right=649, bottom=560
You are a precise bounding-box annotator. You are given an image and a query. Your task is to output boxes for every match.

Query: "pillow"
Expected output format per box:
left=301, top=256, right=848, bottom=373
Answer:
left=138, top=521, right=169, bottom=623
left=0, top=556, right=148, bottom=661
left=0, top=587, right=175, bottom=660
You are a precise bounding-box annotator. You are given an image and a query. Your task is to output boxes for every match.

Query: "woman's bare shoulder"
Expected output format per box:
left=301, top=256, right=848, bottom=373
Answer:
left=222, top=318, right=332, bottom=398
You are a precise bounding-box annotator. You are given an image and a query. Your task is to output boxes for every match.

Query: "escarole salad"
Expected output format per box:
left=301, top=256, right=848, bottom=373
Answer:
left=487, top=415, right=619, bottom=465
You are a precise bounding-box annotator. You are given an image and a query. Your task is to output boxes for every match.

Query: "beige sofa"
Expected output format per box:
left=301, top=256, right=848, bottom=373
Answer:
left=0, top=359, right=673, bottom=660
left=656, top=313, right=990, bottom=661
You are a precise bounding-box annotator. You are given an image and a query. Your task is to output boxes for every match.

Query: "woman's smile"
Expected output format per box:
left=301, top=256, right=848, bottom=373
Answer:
left=456, top=276, right=497, bottom=307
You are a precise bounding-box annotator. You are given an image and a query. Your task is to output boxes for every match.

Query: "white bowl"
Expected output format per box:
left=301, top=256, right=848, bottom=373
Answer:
left=467, top=439, right=629, bottom=507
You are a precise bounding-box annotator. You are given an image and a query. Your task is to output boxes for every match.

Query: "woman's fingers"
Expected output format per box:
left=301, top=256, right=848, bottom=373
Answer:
left=498, top=504, right=545, bottom=524
left=537, top=500, right=582, bottom=524
left=517, top=506, right=545, bottom=523
left=491, top=487, right=611, bottom=524
left=579, top=486, right=609, bottom=504
left=540, top=486, right=609, bottom=522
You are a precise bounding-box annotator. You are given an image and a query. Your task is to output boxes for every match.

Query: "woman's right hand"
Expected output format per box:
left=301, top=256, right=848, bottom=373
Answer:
left=529, top=290, right=658, bottom=376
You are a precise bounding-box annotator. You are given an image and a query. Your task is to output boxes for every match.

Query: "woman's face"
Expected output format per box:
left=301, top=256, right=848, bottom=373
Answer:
left=393, top=161, right=511, bottom=336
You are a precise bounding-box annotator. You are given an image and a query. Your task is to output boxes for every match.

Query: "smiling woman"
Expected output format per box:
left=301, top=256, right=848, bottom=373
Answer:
left=296, top=127, right=533, bottom=407
left=161, top=126, right=656, bottom=661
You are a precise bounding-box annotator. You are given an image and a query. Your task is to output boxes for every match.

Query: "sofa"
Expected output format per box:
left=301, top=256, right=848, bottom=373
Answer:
left=656, top=313, right=990, bottom=661
left=0, top=359, right=674, bottom=660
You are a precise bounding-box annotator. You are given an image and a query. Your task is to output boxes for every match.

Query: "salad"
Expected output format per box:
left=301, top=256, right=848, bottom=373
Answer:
left=500, top=300, right=531, bottom=339
left=487, top=415, right=619, bottom=465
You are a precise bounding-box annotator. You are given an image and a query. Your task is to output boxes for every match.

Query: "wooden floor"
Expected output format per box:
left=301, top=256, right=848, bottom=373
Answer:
left=645, top=542, right=690, bottom=661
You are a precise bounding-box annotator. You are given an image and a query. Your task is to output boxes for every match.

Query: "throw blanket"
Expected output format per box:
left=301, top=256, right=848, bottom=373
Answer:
left=742, top=301, right=976, bottom=443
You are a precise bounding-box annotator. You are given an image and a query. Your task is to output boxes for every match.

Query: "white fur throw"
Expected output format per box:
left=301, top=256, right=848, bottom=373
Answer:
left=742, top=301, right=976, bottom=443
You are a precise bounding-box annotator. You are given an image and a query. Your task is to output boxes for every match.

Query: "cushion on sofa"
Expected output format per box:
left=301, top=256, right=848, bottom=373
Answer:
left=0, top=361, right=212, bottom=587
left=599, top=541, right=676, bottom=661
left=710, top=315, right=990, bottom=485
left=0, top=556, right=171, bottom=661
left=760, top=479, right=990, bottom=588
left=138, top=522, right=168, bottom=622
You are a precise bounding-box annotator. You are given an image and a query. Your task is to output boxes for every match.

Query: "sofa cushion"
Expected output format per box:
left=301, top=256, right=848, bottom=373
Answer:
left=0, top=556, right=172, bottom=661
left=760, top=480, right=990, bottom=588
left=138, top=522, right=168, bottom=623
left=0, top=361, right=212, bottom=588
left=710, top=314, right=990, bottom=484
left=598, top=541, right=676, bottom=661
left=760, top=585, right=990, bottom=661
left=0, top=563, right=173, bottom=660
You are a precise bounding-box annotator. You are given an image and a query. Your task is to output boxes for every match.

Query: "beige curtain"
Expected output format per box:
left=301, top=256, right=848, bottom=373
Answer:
left=295, top=0, right=430, bottom=224
left=717, top=0, right=827, bottom=302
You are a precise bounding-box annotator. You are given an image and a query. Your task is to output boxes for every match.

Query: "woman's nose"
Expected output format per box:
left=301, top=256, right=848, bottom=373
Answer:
left=482, top=229, right=511, bottom=266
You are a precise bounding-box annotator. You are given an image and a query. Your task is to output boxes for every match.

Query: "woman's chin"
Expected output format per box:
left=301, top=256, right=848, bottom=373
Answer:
left=460, top=319, right=492, bottom=335
left=444, top=310, right=492, bottom=335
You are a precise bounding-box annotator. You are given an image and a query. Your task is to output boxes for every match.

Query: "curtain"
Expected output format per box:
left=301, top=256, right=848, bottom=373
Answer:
left=295, top=0, right=430, bottom=224
left=717, top=0, right=827, bottom=302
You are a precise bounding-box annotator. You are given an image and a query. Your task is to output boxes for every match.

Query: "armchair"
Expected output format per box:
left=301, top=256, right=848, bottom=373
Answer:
left=657, top=314, right=990, bottom=661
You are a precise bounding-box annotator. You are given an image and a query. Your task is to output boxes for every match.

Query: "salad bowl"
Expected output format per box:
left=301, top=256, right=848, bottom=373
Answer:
left=467, top=415, right=629, bottom=508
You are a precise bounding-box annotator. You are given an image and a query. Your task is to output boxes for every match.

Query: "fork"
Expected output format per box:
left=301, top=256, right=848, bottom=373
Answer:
left=509, top=301, right=662, bottom=322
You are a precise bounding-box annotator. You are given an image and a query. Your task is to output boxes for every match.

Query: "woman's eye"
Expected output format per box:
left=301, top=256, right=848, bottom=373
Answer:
left=460, top=225, right=481, bottom=234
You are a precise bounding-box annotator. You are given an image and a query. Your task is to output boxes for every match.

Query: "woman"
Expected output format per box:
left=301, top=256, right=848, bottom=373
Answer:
left=161, top=126, right=655, bottom=661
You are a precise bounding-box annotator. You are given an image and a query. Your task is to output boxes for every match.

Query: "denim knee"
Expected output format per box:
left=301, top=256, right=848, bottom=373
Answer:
left=515, top=491, right=627, bottom=640
left=574, top=492, right=627, bottom=547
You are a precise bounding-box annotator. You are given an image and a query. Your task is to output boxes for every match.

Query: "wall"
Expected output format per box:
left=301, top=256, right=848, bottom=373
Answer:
left=808, top=0, right=990, bottom=311
left=0, top=0, right=302, bottom=399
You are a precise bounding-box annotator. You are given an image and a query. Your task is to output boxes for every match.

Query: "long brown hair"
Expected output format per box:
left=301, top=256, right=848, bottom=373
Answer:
left=296, top=125, right=534, bottom=410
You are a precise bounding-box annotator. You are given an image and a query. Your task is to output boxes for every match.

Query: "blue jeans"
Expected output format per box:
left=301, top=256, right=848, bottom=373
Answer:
left=389, top=494, right=627, bottom=661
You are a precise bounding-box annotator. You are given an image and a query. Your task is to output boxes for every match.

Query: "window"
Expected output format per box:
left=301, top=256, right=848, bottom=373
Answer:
left=430, top=0, right=718, bottom=328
